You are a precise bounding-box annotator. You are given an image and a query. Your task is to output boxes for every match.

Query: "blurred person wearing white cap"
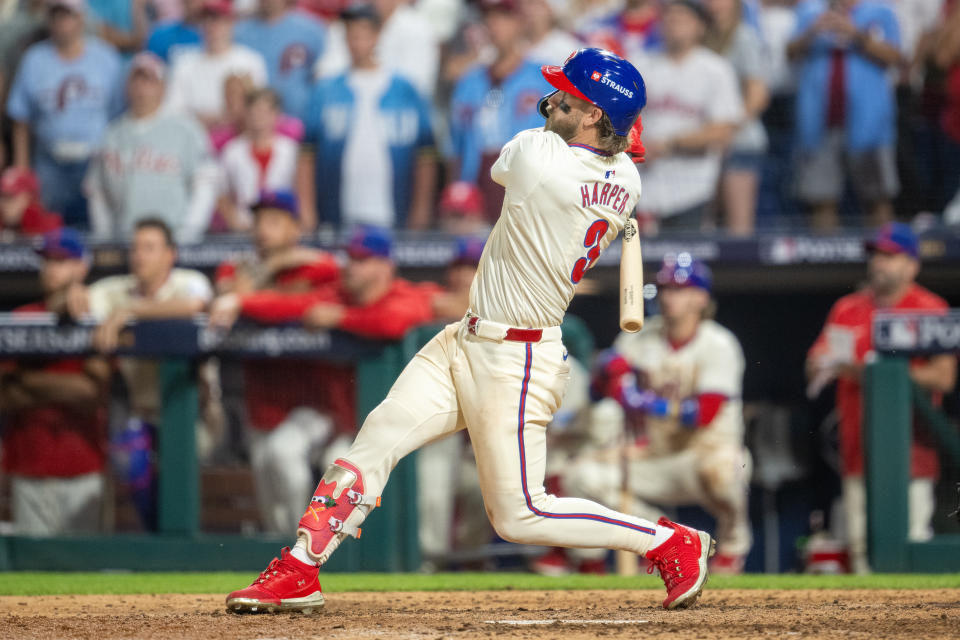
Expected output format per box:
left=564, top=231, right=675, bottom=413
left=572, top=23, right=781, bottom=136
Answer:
left=86, top=52, right=220, bottom=242
left=5, top=0, right=124, bottom=228
left=164, top=0, right=268, bottom=127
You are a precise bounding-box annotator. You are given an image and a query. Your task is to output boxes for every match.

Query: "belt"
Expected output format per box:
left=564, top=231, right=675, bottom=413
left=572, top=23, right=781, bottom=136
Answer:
left=466, top=315, right=543, bottom=343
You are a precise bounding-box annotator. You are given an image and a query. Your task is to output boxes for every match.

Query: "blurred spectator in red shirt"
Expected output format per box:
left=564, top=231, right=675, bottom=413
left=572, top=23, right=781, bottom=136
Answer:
left=0, top=166, right=62, bottom=236
left=210, top=189, right=341, bottom=534
left=806, top=222, right=956, bottom=573
left=0, top=228, right=110, bottom=535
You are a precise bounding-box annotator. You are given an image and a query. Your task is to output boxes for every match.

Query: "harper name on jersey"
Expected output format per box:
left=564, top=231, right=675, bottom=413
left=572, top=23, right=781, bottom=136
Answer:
left=579, top=180, right=633, bottom=214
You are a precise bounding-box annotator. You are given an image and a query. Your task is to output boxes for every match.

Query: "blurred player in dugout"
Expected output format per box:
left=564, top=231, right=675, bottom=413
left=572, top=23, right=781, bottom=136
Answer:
left=211, top=190, right=342, bottom=535
left=556, top=254, right=752, bottom=574
left=67, top=218, right=219, bottom=529
left=806, top=222, right=956, bottom=573
left=0, top=229, right=109, bottom=535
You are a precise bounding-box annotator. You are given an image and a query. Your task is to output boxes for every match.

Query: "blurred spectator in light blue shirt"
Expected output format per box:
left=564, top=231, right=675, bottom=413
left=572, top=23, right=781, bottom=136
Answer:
left=787, top=0, right=902, bottom=230
left=5, top=0, right=124, bottom=227
left=234, top=0, right=327, bottom=121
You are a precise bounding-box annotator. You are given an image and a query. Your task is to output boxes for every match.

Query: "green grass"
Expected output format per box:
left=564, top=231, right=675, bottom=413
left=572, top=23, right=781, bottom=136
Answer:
left=0, top=572, right=958, bottom=596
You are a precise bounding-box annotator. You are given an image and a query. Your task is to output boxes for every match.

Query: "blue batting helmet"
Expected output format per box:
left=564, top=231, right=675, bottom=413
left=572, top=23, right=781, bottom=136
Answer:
left=656, top=253, right=712, bottom=293
left=538, top=48, right=646, bottom=136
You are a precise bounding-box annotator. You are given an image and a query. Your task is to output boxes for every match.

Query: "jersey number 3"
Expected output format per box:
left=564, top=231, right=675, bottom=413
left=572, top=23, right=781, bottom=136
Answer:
left=571, top=219, right=609, bottom=284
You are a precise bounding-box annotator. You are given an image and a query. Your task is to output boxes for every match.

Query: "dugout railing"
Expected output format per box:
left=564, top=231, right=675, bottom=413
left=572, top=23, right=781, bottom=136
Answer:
left=865, top=312, right=960, bottom=572
left=0, top=314, right=595, bottom=572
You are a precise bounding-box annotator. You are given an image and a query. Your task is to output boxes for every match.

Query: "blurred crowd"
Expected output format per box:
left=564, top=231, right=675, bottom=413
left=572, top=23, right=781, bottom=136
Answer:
left=1, top=0, right=959, bottom=241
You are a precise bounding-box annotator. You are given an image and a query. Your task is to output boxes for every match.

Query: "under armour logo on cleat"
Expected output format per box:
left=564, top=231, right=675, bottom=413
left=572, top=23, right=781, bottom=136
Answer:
left=298, top=580, right=306, bottom=586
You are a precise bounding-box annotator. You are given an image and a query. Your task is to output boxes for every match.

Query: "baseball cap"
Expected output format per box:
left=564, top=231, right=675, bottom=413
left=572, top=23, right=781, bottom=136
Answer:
left=35, top=228, right=86, bottom=260
left=439, top=182, right=485, bottom=219
left=656, top=252, right=712, bottom=293
left=346, top=225, right=392, bottom=260
left=47, top=0, right=85, bottom=14
left=451, top=236, right=485, bottom=267
left=865, top=222, right=919, bottom=259
left=251, top=189, right=300, bottom=220
left=200, top=0, right=233, bottom=17
left=129, top=52, right=166, bottom=81
left=340, top=3, right=382, bottom=26
left=0, top=167, right=40, bottom=196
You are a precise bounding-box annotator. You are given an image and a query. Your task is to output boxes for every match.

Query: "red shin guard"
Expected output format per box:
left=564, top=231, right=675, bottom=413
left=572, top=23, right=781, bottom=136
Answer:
left=296, top=458, right=380, bottom=565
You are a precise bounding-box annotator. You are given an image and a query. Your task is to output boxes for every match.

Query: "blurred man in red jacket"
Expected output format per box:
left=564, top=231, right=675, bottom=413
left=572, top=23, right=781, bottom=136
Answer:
left=212, top=225, right=442, bottom=336
left=212, top=190, right=341, bottom=534
left=807, top=222, right=957, bottom=573
left=0, top=229, right=109, bottom=534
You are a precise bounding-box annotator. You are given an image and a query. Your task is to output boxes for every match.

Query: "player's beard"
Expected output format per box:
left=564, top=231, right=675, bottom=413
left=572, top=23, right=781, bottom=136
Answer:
left=544, top=111, right=581, bottom=142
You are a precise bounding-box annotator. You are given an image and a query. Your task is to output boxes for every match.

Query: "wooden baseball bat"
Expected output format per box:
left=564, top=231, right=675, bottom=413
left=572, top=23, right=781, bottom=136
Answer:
left=616, top=421, right=638, bottom=576
left=619, top=218, right=644, bottom=333
left=616, top=217, right=642, bottom=575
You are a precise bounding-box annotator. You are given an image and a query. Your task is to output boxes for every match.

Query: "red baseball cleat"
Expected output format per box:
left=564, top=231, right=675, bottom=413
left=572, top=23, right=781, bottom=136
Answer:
left=645, top=517, right=715, bottom=610
left=226, top=547, right=325, bottom=614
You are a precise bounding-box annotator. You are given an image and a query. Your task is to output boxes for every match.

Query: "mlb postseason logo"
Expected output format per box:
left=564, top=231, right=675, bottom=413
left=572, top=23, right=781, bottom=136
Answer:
left=873, top=311, right=960, bottom=355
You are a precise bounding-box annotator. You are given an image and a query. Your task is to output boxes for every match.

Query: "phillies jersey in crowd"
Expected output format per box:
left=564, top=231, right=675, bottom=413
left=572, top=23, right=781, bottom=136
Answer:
left=633, top=47, right=742, bottom=218
left=86, top=111, right=218, bottom=241
left=234, top=10, right=327, bottom=120
left=808, top=283, right=947, bottom=479
left=303, top=69, right=434, bottom=228
left=448, top=61, right=548, bottom=221
left=6, top=38, right=123, bottom=163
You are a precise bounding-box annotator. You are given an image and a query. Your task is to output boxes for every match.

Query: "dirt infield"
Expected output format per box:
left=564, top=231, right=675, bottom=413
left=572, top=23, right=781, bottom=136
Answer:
left=1, top=589, right=958, bottom=640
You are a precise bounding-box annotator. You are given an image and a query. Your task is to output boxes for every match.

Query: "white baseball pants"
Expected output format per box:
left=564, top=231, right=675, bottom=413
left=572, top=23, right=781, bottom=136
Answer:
left=333, top=321, right=663, bottom=556
left=11, top=472, right=104, bottom=535
left=565, top=444, right=753, bottom=558
left=248, top=408, right=334, bottom=534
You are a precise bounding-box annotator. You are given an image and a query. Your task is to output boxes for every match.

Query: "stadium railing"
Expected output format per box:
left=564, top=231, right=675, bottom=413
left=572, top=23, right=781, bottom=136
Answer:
left=0, top=314, right=596, bottom=572
left=866, top=312, right=960, bottom=572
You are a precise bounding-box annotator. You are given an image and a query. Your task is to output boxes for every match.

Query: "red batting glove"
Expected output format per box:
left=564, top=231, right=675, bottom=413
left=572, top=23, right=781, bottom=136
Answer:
left=627, top=116, right=645, bottom=164
left=590, top=349, right=634, bottom=401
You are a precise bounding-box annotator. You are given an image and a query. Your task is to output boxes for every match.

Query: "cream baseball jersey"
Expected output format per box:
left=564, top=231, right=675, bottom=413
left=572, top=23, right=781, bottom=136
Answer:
left=469, top=128, right=643, bottom=328
left=613, top=316, right=745, bottom=452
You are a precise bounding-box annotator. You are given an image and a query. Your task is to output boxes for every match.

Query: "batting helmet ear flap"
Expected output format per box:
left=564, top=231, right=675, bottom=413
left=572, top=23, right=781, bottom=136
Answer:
left=538, top=90, right=559, bottom=120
